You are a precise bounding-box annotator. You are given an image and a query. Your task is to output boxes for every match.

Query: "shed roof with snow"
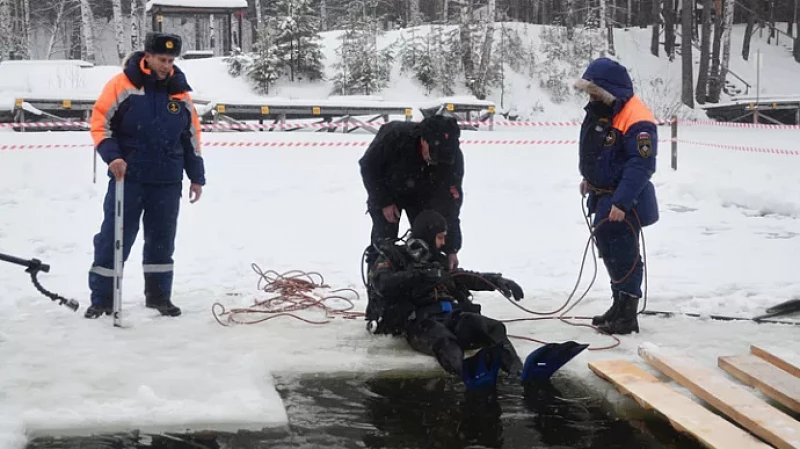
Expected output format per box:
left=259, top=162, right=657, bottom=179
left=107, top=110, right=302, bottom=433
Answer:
left=146, top=0, right=247, bottom=14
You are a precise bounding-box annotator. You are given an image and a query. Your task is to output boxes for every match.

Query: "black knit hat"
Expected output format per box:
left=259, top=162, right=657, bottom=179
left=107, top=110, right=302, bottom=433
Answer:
left=419, top=115, right=460, bottom=165
left=144, top=32, right=182, bottom=56
left=411, top=210, right=448, bottom=250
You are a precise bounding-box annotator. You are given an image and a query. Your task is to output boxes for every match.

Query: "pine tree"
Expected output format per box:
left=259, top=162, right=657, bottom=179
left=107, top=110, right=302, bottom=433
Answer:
left=330, top=0, right=395, bottom=95
left=247, top=27, right=281, bottom=94
left=271, top=0, right=325, bottom=82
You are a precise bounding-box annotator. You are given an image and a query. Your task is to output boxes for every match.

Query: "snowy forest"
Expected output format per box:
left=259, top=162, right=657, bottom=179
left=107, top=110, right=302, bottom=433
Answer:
left=0, top=0, right=797, bottom=108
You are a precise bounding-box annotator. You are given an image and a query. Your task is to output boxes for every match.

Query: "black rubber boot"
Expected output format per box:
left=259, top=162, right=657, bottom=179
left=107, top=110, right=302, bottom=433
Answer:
left=145, top=277, right=181, bottom=317
left=146, top=299, right=182, bottom=317
left=592, top=290, right=621, bottom=326
left=84, top=304, right=112, bottom=319
left=598, top=292, right=640, bottom=335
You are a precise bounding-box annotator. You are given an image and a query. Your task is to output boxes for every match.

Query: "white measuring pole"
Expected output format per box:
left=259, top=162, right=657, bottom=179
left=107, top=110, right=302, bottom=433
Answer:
left=113, top=178, right=124, bottom=328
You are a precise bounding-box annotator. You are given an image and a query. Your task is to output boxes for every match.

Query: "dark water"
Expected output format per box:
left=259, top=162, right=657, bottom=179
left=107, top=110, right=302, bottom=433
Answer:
left=27, top=373, right=705, bottom=449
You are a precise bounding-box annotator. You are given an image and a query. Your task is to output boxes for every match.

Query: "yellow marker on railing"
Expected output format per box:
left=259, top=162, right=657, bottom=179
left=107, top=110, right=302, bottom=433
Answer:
left=217, top=104, right=226, bottom=113
left=261, top=106, right=270, bottom=115
left=62, top=100, right=72, bottom=109
left=312, top=106, right=321, bottom=115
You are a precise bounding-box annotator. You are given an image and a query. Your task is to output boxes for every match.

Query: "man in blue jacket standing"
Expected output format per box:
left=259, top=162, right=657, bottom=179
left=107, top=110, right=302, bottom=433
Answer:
left=574, top=58, right=659, bottom=335
left=85, top=32, right=205, bottom=319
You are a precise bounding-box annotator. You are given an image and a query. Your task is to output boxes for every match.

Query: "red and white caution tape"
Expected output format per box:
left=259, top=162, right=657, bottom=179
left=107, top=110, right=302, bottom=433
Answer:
left=678, top=120, right=800, bottom=130
left=0, top=143, right=92, bottom=150
left=678, top=139, right=800, bottom=156
left=2, top=138, right=795, bottom=156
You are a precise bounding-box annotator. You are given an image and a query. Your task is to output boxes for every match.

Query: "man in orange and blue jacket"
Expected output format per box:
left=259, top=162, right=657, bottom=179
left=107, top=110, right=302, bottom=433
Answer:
left=575, top=57, right=659, bottom=335
left=85, top=32, right=205, bottom=319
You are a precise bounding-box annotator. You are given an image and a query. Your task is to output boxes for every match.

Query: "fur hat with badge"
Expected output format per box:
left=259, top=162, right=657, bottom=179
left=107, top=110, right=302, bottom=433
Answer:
left=144, top=32, right=182, bottom=57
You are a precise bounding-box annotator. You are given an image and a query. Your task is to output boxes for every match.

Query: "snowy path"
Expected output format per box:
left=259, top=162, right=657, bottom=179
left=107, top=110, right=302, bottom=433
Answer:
left=1, top=126, right=799, bottom=447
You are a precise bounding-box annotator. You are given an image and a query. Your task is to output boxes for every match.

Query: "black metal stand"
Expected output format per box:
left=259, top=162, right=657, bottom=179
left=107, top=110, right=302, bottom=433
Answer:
left=0, top=252, right=80, bottom=311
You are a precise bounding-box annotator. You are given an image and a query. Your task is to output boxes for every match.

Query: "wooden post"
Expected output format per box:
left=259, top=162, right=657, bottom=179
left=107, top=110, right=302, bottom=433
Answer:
left=671, top=115, right=678, bottom=171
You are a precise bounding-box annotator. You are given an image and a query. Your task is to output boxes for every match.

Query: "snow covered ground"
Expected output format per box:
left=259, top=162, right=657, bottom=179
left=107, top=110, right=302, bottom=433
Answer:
left=1, top=122, right=799, bottom=448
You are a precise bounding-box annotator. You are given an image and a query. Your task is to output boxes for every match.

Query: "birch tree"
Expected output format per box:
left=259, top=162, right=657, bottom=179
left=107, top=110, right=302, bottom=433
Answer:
left=21, top=0, right=30, bottom=58
left=112, top=0, right=126, bottom=60
left=79, top=0, right=96, bottom=62
left=718, top=0, right=735, bottom=96
left=472, top=0, right=496, bottom=99
left=599, top=0, right=609, bottom=56
left=131, top=0, right=140, bottom=51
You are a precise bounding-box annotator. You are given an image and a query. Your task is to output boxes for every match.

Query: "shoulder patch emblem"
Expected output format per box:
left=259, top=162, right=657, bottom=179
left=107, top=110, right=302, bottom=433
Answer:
left=604, top=131, right=616, bottom=146
left=376, top=261, right=391, bottom=270
left=167, top=101, right=181, bottom=114
left=636, top=132, right=653, bottom=158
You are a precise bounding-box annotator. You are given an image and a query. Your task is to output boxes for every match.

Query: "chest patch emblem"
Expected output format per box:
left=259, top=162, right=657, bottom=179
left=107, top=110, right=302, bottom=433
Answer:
left=167, top=101, right=181, bottom=114
left=604, top=131, right=616, bottom=146
left=637, top=132, right=653, bottom=158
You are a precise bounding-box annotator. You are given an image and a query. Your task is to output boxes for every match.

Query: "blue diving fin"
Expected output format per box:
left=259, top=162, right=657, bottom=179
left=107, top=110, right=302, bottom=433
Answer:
left=462, top=343, right=504, bottom=391
left=520, top=341, right=590, bottom=384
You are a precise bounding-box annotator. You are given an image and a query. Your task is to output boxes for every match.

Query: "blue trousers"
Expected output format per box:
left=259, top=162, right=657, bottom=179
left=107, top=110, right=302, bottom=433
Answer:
left=89, top=178, right=181, bottom=307
left=594, top=220, right=643, bottom=298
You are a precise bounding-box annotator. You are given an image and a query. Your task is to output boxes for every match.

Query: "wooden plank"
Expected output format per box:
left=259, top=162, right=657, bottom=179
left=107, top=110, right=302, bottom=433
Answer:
left=719, top=354, right=800, bottom=413
left=751, top=345, right=800, bottom=378
left=639, top=345, right=800, bottom=449
left=588, top=360, right=772, bottom=449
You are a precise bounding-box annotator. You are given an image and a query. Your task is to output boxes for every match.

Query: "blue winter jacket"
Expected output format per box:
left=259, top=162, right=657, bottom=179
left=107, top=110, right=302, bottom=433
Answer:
left=90, top=51, right=206, bottom=185
left=578, top=58, right=658, bottom=227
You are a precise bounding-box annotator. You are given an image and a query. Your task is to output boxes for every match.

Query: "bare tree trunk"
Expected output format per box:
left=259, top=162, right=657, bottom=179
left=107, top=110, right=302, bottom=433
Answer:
left=46, top=0, right=67, bottom=59
left=0, top=0, right=11, bottom=59
left=696, top=0, right=712, bottom=104
left=21, top=0, right=30, bottom=58
left=112, top=0, right=126, bottom=60
left=566, top=0, right=574, bottom=39
left=718, top=0, right=734, bottom=96
left=651, top=0, right=661, bottom=56
left=742, top=0, right=756, bottom=60
left=131, top=0, right=140, bottom=51
left=474, top=0, right=495, bottom=99
left=707, top=5, right=724, bottom=102
left=664, top=0, right=676, bottom=60
left=409, top=0, right=420, bottom=25
left=210, top=14, right=216, bottom=55
left=318, top=0, right=325, bottom=31
left=459, top=0, right=474, bottom=88
left=443, top=0, right=449, bottom=22
left=681, top=0, right=694, bottom=107
left=599, top=0, right=609, bottom=56
left=79, top=0, right=96, bottom=62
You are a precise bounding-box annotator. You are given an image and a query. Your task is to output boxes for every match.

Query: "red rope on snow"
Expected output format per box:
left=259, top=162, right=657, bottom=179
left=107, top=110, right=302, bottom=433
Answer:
left=211, top=265, right=363, bottom=326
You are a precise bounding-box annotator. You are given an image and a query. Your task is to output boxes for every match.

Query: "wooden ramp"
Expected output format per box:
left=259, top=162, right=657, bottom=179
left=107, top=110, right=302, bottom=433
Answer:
left=639, top=346, right=800, bottom=449
left=719, top=354, right=800, bottom=413
left=751, top=345, right=800, bottom=378
left=588, top=360, right=772, bottom=449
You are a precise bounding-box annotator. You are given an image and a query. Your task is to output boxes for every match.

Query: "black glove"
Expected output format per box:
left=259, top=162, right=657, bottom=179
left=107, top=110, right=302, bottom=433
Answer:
left=494, top=277, right=524, bottom=301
